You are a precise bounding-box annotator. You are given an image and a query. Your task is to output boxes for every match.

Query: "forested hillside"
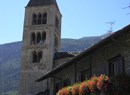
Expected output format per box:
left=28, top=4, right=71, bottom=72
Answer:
left=0, top=36, right=102, bottom=94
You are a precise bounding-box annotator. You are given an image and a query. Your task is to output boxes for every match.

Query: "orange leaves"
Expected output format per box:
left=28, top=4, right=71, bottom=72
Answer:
left=57, top=87, right=71, bottom=95
left=57, top=74, right=110, bottom=95
left=71, top=83, right=80, bottom=95
left=87, top=76, right=98, bottom=92
left=79, top=81, right=90, bottom=95
left=97, top=74, right=109, bottom=90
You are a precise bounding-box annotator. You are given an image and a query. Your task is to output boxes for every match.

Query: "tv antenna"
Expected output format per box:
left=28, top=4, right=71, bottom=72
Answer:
left=106, top=20, right=115, bottom=33
left=122, top=4, right=130, bottom=15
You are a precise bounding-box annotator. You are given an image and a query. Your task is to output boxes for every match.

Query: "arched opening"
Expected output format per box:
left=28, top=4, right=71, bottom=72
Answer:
left=32, top=51, right=37, bottom=63
left=37, top=32, right=42, bottom=44
left=42, top=32, right=46, bottom=43
left=42, top=12, right=47, bottom=24
left=38, top=51, right=42, bottom=63
left=38, top=13, right=42, bottom=25
left=31, top=32, right=35, bottom=45
left=32, top=13, right=37, bottom=25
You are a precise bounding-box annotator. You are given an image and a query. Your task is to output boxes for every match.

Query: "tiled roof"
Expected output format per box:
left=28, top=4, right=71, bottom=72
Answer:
left=27, top=0, right=59, bottom=11
left=54, top=52, right=74, bottom=60
left=27, top=0, right=54, bottom=6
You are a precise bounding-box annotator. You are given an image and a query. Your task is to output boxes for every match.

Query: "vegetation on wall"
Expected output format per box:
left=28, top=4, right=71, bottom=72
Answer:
left=56, top=74, right=130, bottom=95
left=57, top=75, right=111, bottom=95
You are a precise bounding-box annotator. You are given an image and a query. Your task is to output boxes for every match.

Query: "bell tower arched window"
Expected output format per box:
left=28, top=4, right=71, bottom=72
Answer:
left=32, top=12, right=47, bottom=25
left=31, top=33, right=35, bottom=45
left=42, top=13, right=47, bottom=24
left=42, top=32, right=46, bottom=43
left=37, top=32, right=42, bottom=44
left=38, top=13, right=42, bottom=25
left=32, top=13, right=37, bottom=25
left=32, top=51, right=37, bottom=63
left=38, top=51, right=42, bottom=63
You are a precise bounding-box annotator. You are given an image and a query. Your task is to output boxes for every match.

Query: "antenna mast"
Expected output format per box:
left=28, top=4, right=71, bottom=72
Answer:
left=106, top=20, right=115, bottom=33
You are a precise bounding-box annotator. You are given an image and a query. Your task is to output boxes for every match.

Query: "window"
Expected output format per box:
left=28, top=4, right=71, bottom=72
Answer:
left=42, top=32, right=46, bottom=43
left=32, top=51, right=37, bottom=63
left=42, top=13, right=47, bottom=24
left=108, top=55, right=124, bottom=77
left=37, top=32, right=42, bottom=44
left=38, top=51, right=42, bottom=63
left=38, top=13, right=42, bottom=25
left=30, top=32, right=46, bottom=45
left=80, top=69, right=91, bottom=82
left=63, top=79, right=71, bottom=87
left=31, top=33, right=35, bottom=45
left=32, top=51, right=43, bottom=63
left=80, top=73, right=86, bottom=82
left=32, top=12, right=47, bottom=25
left=32, top=13, right=37, bottom=25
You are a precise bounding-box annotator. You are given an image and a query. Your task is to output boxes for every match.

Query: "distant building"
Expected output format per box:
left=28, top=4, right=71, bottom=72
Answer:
left=19, top=0, right=130, bottom=95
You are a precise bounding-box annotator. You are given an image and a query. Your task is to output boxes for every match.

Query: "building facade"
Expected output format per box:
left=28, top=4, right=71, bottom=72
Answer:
left=19, top=0, right=62, bottom=95
left=20, top=0, right=130, bottom=95
left=37, top=25, right=130, bottom=94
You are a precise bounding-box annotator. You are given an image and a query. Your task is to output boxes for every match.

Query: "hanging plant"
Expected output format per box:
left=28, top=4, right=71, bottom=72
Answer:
left=79, top=81, right=90, bottom=95
left=71, top=83, right=80, bottom=95
left=57, top=74, right=111, bottom=95
left=57, top=86, right=72, bottom=95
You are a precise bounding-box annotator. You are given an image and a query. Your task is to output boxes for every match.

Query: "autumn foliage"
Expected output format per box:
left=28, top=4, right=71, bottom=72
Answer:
left=57, top=75, right=110, bottom=95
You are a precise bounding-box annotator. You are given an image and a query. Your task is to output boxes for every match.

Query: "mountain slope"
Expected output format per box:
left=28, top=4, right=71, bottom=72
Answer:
left=0, top=36, right=102, bottom=94
left=61, top=36, right=101, bottom=52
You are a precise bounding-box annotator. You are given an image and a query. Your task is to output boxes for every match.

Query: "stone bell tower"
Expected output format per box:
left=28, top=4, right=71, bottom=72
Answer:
left=19, top=0, right=62, bottom=95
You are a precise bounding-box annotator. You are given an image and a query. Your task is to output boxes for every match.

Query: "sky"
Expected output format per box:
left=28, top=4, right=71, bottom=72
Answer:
left=0, top=0, right=130, bottom=44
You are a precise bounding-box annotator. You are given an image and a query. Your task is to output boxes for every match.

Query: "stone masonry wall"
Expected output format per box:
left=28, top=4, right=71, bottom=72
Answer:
left=51, top=29, right=130, bottom=94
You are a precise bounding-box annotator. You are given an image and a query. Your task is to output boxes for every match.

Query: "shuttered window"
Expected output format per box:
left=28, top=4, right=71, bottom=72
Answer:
left=78, top=69, right=91, bottom=82
left=108, top=55, right=124, bottom=77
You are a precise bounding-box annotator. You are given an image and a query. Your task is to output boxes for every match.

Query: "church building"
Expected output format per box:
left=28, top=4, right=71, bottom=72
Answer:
left=20, top=0, right=130, bottom=95
left=19, top=0, right=65, bottom=95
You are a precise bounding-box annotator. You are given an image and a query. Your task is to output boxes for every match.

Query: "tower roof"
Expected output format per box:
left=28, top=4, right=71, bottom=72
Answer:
left=27, top=0, right=59, bottom=9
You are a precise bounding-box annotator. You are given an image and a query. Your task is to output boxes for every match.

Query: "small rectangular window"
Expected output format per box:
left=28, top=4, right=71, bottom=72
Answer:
left=108, top=55, right=124, bottom=77
left=80, top=69, right=91, bottom=82
left=63, top=79, right=71, bottom=87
